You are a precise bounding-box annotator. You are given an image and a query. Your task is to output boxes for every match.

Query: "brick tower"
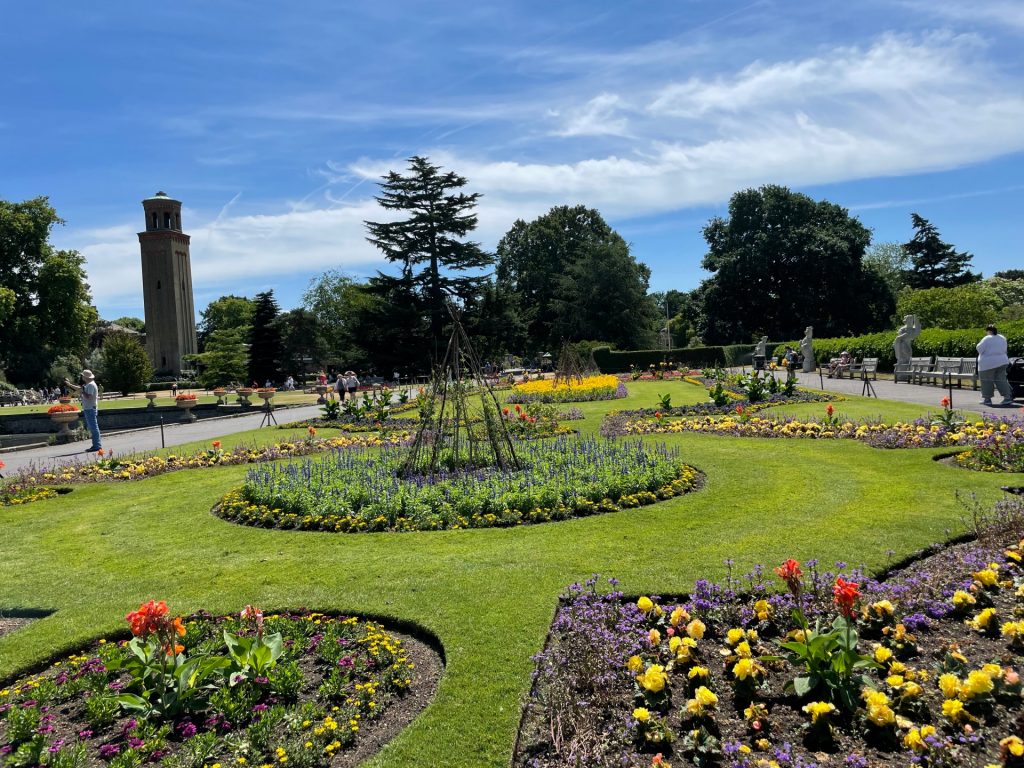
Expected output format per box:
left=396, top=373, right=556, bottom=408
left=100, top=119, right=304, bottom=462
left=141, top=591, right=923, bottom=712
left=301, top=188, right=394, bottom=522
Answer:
left=138, top=191, right=198, bottom=374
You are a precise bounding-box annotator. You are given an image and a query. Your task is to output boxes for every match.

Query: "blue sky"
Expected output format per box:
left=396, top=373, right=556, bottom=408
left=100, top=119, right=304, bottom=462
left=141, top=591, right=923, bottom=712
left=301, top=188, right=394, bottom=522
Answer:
left=2, top=0, right=1023, bottom=320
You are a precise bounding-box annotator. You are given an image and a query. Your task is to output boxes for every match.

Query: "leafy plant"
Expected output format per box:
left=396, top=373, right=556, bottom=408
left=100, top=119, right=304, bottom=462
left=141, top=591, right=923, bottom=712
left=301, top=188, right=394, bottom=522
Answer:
left=655, top=393, right=672, bottom=410
left=84, top=692, right=121, bottom=729
left=320, top=399, right=341, bottom=420
left=224, top=629, right=285, bottom=683
left=709, top=379, right=731, bottom=407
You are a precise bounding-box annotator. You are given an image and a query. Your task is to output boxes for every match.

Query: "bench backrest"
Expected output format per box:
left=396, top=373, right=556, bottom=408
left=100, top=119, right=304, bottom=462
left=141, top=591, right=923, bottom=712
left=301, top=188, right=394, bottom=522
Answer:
left=860, top=357, right=879, bottom=372
left=957, top=358, right=977, bottom=374
left=936, top=357, right=961, bottom=372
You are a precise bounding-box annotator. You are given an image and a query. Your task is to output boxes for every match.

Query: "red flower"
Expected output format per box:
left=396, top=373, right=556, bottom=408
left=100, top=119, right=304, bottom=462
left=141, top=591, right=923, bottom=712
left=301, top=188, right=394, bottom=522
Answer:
left=0, top=459, right=5, bottom=471
left=211, top=440, right=222, bottom=449
left=826, top=404, right=834, bottom=417
left=941, top=396, right=951, bottom=409
left=126, top=600, right=170, bottom=637
left=307, top=426, right=317, bottom=437
left=502, top=407, right=510, bottom=416
left=833, top=577, right=860, bottom=619
left=654, top=411, right=662, bottom=419
left=774, top=559, right=803, bottom=597
left=735, top=405, right=745, bottom=415
left=514, top=404, right=522, bottom=413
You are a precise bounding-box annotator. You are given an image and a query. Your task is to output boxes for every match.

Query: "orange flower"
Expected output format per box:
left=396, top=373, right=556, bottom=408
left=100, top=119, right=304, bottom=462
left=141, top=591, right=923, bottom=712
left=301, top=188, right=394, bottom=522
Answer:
left=308, top=426, right=317, bottom=437
left=941, top=396, right=951, bottom=409
left=833, top=577, right=860, bottom=619
left=735, top=405, right=744, bottom=415
left=211, top=440, right=222, bottom=449
left=775, top=559, right=803, bottom=597
left=126, top=600, right=170, bottom=637
left=826, top=404, right=834, bottom=417
left=97, top=448, right=105, bottom=457
left=0, top=459, right=5, bottom=471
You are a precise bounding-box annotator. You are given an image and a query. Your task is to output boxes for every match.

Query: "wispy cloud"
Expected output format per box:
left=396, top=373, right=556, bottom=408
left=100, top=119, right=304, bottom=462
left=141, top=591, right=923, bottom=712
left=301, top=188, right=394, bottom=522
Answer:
left=902, top=0, right=1024, bottom=32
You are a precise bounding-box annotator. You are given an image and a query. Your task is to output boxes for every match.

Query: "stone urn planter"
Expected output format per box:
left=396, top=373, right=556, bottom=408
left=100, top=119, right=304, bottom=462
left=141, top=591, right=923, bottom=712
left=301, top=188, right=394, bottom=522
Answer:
left=213, top=388, right=227, bottom=405
left=256, top=388, right=276, bottom=406
left=49, top=408, right=80, bottom=441
left=145, top=392, right=158, bottom=408
left=315, top=384, right=329, bottom=404
left=236, top=388, right=254, bottom=406
left=176, top=397, right=198, bottom=422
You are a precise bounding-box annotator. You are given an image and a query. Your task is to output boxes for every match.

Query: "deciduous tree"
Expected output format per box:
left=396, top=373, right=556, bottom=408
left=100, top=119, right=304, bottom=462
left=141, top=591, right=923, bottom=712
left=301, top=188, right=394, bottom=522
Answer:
left=103, top=333, right=153, bottom=396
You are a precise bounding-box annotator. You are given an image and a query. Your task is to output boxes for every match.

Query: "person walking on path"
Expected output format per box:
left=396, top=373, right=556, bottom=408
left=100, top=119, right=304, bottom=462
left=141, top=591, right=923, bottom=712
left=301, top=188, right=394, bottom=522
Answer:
left=345, top=371, right=359, bottom=402
left=977, top=324, right=1015, bottom=406
left=64, top=369, right=102, bottom=452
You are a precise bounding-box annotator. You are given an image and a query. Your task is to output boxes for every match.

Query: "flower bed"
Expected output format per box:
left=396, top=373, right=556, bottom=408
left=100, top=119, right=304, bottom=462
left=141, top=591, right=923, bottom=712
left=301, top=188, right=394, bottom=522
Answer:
left=603, top=410, right=1024, bottom=450
left=47, top=404, right=80, bottom=414
left=517, top=497, right=1024, bottom=768
left=508, top=375, right=627, bottom=404
left=0, top=603, right=438, bottom=768
left=956, top=440, right=1024, bottom=473
left=4, top=433, right=413, bottom=496
left=220, top=437, right=701, bottom=533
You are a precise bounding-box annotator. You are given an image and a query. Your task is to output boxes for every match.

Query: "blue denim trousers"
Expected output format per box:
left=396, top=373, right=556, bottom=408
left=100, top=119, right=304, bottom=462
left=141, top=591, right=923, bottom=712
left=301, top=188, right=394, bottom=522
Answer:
left=83, top=407, right=102, bottom=449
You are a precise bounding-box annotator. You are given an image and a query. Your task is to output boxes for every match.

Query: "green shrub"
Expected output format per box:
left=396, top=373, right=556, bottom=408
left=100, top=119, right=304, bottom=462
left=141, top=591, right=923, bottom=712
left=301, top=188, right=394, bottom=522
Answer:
left=593, top=346, right=726, bottom=372
left=772, top=320, right=1024, bottom=370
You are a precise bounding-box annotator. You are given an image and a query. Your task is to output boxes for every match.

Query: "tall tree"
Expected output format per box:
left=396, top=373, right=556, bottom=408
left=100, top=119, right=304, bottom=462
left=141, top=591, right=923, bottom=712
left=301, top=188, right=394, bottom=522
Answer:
left=902, top=213, right=979, bottom=289
left=863, top=241, right=909, bottom=299
left=365, top=156, right=492, bottom=357
left=103, top=333, right=153, bottom=396
left=198, top=295, right=255, bottom=350
left=273, top=308, right=327, bottom=379
left=0, top=197, right=97, bottom=383
left=496, top=205, right=657, bottom=350
left=247, top=290, right=283, bottom=384
left=301, top=270, right=373, bottom=367
left=187, top=328, right=248, bottom=388
left=697, top=185, right=886, bottom=343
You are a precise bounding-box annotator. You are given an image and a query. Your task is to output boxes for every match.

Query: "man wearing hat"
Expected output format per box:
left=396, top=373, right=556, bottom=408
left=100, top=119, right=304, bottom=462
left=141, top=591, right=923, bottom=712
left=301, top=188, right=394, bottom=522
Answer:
left=64, top=369, right=102, bottom=452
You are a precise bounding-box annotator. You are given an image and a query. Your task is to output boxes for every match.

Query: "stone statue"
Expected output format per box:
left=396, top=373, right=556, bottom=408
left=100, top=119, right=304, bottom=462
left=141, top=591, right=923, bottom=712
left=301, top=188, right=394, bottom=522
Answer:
left=800, top=326, right=815, bottom=372
left=893, top=314, right=921, bottom=366
left=754, top=336, right=768, bottom=358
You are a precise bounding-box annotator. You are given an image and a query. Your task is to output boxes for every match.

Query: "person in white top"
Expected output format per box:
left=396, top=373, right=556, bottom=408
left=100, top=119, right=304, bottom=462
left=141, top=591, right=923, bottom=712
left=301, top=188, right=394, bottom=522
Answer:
left=976, top=324, right=1014, bottom=406
left=64, top=369, right=103, bottom=451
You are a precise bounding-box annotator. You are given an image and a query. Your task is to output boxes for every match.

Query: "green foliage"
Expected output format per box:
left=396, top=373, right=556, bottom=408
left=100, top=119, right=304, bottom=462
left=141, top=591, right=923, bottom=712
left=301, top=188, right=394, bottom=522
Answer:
left=592, top=345, right=726, bottom=372
left=104, top=333, right=153, bottom=396
left=248, top=291, right=283, bottom=385
left=301, top=271, right=372, bottom=366
left=106, top=636, right=231, bottom=719
left=896, top=283, right=1000, bottom=329
left=223, top=629, right=285, bottom=683
left=112, top=316, right=146, bottom=333
left=902, top=213, right=979, bottom=289
left=863, top=241, right=909, bottom=297
left=187, top=327, right=249, bottom=388
left=772, top=319, right=1024, bottom=369
left=320, top=399, right=341, bottom=420
left=366, top=156, right=492, bottom=352
left=198, top=295, right=255, bottom=350
left=777, top=614, right=878, bottom=710
left=496, top=205, right=658, bottom=350
left=47, top=353, right=84, bottom=387
left=698, top=185, right=888, bottom=343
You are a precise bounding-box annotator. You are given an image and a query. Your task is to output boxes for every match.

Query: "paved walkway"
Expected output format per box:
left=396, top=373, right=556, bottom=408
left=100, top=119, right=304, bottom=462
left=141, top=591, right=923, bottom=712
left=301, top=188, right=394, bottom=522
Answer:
left=791, top=370, right=1020, bottom=415
left=0, top=404, right=325, bottom=474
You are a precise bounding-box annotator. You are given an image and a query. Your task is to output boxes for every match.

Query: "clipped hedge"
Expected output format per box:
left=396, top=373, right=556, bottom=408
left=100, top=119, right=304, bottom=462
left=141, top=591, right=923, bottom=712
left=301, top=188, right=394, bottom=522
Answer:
left=146, top=380, right=200, bottom=391
left=592, top=343, right=785, bottom=372
left=772, top=320, right=1024, bottom=370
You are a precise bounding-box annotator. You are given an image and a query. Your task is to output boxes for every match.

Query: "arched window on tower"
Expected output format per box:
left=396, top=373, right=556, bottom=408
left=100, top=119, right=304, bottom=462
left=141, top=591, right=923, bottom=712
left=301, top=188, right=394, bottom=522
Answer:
left=164, top=212, right=171, bottom=229
left=175, top=213, right=181, bottom=230
left=151, top=212, right=158, bottom=229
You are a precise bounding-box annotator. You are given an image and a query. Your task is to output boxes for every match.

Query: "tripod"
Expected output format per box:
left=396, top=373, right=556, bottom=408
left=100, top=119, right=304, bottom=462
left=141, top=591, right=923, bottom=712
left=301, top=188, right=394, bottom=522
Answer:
left=860, top=370, right=876, bottom=398
left=259, top=399, right=278, bottom=427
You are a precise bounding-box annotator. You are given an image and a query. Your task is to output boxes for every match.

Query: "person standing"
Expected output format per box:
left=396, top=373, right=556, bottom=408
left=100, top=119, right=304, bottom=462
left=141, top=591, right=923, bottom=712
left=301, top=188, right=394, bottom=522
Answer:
left=345, top=370, right=359, bottom=402
left=64, top=369, right=102, bottom=452
left=977, top=325, right=1015, bottom=406
left=334, top=373, right=345, bottom=401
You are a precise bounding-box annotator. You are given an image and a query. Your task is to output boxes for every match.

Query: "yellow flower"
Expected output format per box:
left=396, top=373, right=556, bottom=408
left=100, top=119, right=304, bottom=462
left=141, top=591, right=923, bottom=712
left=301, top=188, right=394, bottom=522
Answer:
left=649, top=629, right=661, bottom=646
left=904, top=725, right=937, bottom=753
left=637, top=664, right=668, bottom=693
left=981, top=663, right=1003, bottom=680
left=938, top=674, right=960, bottom=699
left=670, top=607, right=689, bottom=626
left=886, top=675, right=904, bottom=687
left=732, top=658, right=760, bottom=681
left=801, top=701, right=836, bottom=725
left=961, top=670, right=994, bottom=698
left=968, top=607, right=997, bottom=631
left=861, top=689, right=895, bottom=727
left=942, top=698, right=970, bottom=723
left=870, top=600, right=894, bottom=616
left=686, top=619, right=706, bottom=640
left=973, top=568, right=999, bottom=588
left=688, top=666, right=709, bottom=680
left=873, top=646, right=893, bottom=663
left=726, top=628, right=745, bottom=646
left=753, top=599, right=771, bottom=621
left=627, top=655, right=644, bottom=672
left=1001, top=736, right=1024, bottom=758
left=685, top=685, right=718, bottom=717
left=952, top=590, right=976, bottom=608
left=734, top=641, right=752, bottom=659
left=637, top=596, right=655, bottom=613
left=1002, top=621, right=1024, bottom=640
left=633, top=707, right=651, bottom=722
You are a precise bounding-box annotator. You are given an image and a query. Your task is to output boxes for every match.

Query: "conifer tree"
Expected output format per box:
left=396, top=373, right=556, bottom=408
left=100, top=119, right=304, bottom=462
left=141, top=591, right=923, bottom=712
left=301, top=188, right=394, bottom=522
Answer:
left=902, top=213, right=979, bottom=289
left=365, top=156, right=492, bottom=357
left=247, top=290, right=283, bottom=385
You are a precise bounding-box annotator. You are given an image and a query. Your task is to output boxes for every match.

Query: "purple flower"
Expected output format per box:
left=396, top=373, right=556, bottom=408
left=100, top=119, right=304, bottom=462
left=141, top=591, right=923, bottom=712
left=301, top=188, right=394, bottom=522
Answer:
left=78, top=729, right=94, bottom=740
left=176, top=721, right=197, bottom=738
left=99, top=744, right=120, bottom=758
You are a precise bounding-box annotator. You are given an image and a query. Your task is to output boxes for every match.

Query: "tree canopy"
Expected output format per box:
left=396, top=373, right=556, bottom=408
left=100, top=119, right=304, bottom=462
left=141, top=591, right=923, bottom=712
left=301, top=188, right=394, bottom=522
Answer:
left=0, top=197, right=97, bottom=384
left=365, top=156, right=492, bottom=358
left=247, top=290, right=283, bottom=385
left=496, top=205, right=657, bottom=350
left=198, top=295, right=255, bottom=350
left=697, top=185, right=889, bottom=343
left=103, top=332, right=153, bottom=396
left=902, top=213, right=979, bottom=289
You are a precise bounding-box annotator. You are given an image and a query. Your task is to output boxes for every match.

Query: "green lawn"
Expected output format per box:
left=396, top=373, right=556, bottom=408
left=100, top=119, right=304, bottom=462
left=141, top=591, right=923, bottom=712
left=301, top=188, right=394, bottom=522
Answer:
left=2, top=380, right=1021, bottom=767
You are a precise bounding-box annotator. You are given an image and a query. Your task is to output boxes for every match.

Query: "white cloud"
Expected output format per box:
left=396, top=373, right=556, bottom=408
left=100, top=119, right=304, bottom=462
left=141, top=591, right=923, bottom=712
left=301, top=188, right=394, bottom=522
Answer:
left=902, top=0, right=1024, bottom=32
left=553, top=93, right=631, bottom=137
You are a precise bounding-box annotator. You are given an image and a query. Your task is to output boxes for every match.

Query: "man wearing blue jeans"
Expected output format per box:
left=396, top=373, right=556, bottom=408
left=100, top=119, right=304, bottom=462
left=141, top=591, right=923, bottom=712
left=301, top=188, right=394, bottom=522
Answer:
left=64, top=369, right=102, bottom=452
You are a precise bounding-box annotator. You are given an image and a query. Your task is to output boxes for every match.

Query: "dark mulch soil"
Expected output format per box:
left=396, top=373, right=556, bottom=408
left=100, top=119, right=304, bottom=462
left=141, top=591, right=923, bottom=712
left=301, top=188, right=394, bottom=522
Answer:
left=0, top=617, right=34, bottom=639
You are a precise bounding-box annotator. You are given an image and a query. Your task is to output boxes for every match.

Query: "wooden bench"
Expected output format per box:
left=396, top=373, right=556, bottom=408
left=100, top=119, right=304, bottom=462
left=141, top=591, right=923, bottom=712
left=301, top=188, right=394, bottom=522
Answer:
left=895, top=356, right=932, bottom=384
left=849, top=357, right=879, bottom=380
left=917, top=357, right=978, bottom=388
